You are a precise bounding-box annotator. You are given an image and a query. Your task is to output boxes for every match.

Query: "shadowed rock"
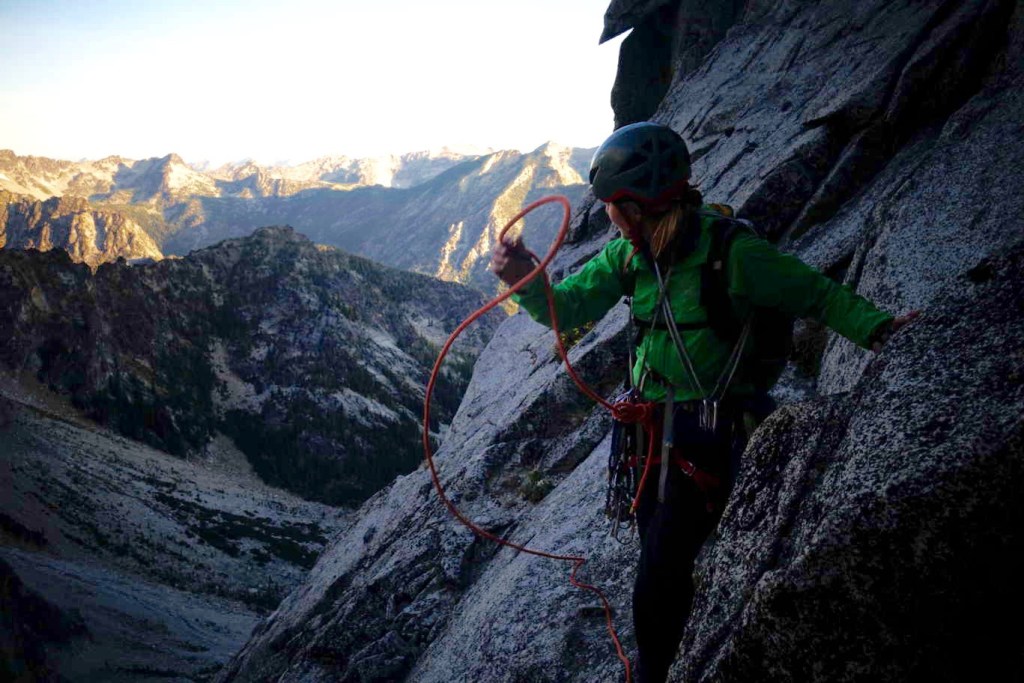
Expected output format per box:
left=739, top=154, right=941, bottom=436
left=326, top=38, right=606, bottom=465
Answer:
left=678, top=240, right=1024, bottom=681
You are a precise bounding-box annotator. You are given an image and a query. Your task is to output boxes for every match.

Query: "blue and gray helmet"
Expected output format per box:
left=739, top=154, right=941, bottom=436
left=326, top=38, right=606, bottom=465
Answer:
left=589, top=122, right=691, bottom=208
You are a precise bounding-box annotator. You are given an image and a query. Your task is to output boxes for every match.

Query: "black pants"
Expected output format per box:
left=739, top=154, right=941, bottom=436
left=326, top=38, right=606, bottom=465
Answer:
left=632, top=405, right=748, bottom=683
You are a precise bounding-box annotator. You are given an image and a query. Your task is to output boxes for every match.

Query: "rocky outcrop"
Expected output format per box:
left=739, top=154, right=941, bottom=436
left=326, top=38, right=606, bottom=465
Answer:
left=217, top=290, right=634, bottom=683
left=0, top=191, right=163, bottom=267
left=661, top=0, right=1016, bottom=242
left=604, top=0, right=746, bottom=128
left=218, top=1, right=1024, bottom=681
left=0, top=227, right=500, bottom=505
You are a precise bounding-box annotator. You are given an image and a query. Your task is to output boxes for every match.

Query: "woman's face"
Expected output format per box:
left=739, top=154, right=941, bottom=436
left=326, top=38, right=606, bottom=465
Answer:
left=605, top=201, right=644, bottom=238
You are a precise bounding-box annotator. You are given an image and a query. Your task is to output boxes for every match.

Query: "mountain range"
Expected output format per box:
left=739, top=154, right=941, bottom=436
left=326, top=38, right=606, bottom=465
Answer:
left=0, top=143, right=594, bottom=291
left=0, top=147, right=490, bottom=200
left=0, top=112, right=581, bottom=683
left=0, top=196, right=504, bottom=678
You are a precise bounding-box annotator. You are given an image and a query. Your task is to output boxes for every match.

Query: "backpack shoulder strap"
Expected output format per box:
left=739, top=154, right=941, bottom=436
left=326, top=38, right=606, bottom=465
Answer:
left=707, top=217, right=759, bottom=273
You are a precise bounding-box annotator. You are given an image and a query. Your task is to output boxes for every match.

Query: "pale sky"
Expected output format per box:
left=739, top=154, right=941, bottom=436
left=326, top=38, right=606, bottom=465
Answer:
left=0, top=0, right=626, bottom=166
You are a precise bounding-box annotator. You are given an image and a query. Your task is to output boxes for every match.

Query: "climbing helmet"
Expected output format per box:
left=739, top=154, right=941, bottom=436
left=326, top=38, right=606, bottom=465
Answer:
left=589, top=122, right=691, bottom=208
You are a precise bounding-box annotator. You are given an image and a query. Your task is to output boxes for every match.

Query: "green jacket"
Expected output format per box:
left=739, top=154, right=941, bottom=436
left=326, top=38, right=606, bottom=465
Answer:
left=513, top=210, right=892, bottom=402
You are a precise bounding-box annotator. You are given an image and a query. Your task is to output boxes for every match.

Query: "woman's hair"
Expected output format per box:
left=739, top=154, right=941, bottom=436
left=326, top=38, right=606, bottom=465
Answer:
left=646, top=186, right=704, bottom=260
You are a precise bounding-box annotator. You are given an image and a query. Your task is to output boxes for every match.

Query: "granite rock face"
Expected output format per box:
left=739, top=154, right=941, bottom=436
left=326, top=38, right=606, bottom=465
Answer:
left=677, top=241, right=1024, bottom=681
left=217, top=298, right=635, bottom=682
left=220, top=2, right=1023, bottom=681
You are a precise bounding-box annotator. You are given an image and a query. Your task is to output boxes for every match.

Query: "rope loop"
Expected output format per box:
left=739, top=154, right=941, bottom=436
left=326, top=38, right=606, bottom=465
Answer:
left=423, top=195, right=632, bottom=683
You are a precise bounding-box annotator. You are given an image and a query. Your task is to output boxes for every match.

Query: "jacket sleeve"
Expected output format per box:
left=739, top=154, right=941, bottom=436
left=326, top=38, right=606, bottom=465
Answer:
left=728, top=233, right=893, bottom=349
left=512, top=239, right=629, bottom=330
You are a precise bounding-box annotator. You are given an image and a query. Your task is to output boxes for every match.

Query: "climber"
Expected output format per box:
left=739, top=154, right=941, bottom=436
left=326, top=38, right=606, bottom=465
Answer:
left=490, top=122, right=918, bottom=683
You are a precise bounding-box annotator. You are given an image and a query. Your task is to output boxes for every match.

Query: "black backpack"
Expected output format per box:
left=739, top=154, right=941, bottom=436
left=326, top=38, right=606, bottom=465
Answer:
left=700, top=213, right=794, bottom=392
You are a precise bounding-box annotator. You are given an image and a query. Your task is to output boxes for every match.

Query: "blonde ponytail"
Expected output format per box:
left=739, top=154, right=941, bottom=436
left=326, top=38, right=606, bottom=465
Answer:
left=645, top=186, right=704, bottom=261
left=648, top=204, right=686, bottom=260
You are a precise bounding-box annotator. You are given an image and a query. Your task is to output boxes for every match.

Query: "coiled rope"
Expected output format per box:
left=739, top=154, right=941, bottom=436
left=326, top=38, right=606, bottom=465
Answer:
left=423, top=195, right=661, bottom=682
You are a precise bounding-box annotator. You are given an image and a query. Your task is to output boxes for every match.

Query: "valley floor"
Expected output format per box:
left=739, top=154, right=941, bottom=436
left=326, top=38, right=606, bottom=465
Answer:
left=0, top=371, right=350, bottom=681
left=1, top=547, right=257, bottom=682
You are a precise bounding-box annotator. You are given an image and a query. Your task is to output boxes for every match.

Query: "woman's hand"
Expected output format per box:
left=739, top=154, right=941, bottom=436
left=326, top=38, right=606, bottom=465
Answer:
left=871, top=310, right=921, bottom=353
left=489, top=237, right=534, bottom=287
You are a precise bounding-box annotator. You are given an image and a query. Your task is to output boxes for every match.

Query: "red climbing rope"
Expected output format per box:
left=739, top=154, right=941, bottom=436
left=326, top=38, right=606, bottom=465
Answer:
left=423, top=195, right=649, bottom=682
